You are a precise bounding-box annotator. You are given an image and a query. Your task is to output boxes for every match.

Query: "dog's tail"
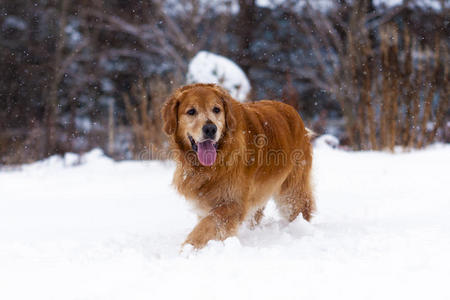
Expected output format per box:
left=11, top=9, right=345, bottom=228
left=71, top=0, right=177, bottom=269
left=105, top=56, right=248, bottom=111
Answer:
left=305, top=127, right=317, bottom=140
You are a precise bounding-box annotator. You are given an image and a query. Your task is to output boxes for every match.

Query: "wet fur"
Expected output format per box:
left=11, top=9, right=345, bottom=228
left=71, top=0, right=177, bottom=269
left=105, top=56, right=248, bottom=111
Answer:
left=162, top=83, right=315, bottom=249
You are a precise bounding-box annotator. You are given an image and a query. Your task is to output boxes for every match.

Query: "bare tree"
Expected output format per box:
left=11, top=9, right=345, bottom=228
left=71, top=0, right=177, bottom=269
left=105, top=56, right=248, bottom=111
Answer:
left=44, top=0, right=88, bottom=155
left=83, top=0, right=232, bottom=85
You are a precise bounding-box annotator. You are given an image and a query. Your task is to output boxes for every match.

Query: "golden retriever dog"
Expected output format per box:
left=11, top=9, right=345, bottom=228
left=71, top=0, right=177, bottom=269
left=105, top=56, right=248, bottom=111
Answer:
left=161, top=83, right=315, bottom=249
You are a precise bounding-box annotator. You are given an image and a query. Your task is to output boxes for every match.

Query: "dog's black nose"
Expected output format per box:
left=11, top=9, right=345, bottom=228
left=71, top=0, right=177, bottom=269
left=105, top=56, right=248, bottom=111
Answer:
left=202, top=123, right=217, bottom=139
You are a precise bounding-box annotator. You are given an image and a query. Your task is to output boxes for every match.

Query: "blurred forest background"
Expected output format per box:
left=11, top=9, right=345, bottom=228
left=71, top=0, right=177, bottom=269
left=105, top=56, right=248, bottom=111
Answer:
left=0, top=0, right=448, bottom=164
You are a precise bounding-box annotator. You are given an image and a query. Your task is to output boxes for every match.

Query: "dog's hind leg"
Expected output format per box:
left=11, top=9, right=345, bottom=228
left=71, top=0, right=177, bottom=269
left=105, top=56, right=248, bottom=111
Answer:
left=249, top=207, right=265, bottom=229
left=274, top=158, right=315, bottom=222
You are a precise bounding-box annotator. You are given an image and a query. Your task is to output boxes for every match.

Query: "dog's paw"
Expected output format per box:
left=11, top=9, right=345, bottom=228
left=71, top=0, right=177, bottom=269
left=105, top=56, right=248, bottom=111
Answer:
left=182, top=234, right=210, bottom=250
left=183, top=215, right=218, bottom=249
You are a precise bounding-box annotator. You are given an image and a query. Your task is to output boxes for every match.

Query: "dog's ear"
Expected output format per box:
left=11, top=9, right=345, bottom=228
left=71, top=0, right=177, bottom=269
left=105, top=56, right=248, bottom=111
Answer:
left=223, top=95, right=236, bottom=131
left=214, top=86, right=236, bottom=131
left=161, top=93, right=180, bottom=136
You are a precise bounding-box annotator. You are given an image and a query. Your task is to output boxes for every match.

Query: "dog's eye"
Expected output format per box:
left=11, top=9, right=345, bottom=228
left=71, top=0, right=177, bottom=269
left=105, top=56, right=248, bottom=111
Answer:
left=213, top=107, right=221, bottom=114
left=187, top=108, right=196, bottom=116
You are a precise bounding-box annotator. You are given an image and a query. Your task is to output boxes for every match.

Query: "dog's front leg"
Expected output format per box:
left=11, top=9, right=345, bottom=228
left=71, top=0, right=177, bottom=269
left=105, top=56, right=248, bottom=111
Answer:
left=183, top=202, right=244, bottom=249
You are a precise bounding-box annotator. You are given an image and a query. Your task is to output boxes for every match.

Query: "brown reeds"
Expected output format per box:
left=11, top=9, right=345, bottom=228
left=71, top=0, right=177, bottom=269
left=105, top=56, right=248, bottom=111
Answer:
left=123, top=78, right=170, bottom=159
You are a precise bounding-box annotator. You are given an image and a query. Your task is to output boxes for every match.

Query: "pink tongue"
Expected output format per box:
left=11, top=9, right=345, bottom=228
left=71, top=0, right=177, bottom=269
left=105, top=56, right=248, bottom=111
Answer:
left=197, top=140, right=217, bottom=166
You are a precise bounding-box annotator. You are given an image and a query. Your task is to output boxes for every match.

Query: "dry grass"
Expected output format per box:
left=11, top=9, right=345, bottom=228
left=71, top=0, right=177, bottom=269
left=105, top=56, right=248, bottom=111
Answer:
left=299, top=1, right=448, bottom=150
left=123, top=78, right=174, bottom=160
left=378, top=25, right=448, bottom=150
left=0, top=126, right=46, bottom=165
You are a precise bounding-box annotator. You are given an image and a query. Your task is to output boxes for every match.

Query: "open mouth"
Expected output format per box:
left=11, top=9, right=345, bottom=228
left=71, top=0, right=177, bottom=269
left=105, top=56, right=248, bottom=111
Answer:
left=188, top=135, right=218, bottom=166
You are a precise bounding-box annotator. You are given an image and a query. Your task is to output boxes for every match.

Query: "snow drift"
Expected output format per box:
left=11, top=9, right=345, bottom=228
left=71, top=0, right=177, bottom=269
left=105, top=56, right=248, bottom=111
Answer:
left=187, top=51, right=251, bottom=102
left=0, top=145, right=449, bottom=300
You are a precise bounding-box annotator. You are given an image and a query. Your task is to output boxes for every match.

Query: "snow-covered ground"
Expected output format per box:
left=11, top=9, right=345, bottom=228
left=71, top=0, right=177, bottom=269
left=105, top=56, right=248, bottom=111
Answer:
left=1, top=145, right=449, bottom=300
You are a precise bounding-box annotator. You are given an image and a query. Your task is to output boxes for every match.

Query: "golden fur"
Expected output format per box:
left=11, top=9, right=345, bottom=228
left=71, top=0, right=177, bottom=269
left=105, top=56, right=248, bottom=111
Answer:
left=161, top=83, right=315, bottom=249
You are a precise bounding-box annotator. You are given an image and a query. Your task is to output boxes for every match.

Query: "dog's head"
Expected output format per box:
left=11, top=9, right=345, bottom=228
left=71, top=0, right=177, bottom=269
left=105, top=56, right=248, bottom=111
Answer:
left=161, top=84, right=236, bottom=166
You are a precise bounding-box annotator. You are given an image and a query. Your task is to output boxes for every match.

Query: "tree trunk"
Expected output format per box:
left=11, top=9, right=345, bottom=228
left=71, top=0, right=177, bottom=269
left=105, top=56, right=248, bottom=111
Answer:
left=44, top=0, right=69, bottom=156
left=237, top=0, right=256, bottom=74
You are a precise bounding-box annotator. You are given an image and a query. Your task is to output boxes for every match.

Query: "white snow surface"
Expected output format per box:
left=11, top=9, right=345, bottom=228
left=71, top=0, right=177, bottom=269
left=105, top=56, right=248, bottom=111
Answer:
left=256, top=0, right=445, bottom=11
left=1, top=145, right=449, bottom=300
left=187, top=51, right=251, bottom=102
left=374, top=0, right=444, bottom=10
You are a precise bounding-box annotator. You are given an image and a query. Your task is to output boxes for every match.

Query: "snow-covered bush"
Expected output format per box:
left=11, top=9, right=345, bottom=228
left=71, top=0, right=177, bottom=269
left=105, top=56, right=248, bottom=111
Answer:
left=187, top=51, right=251, bottom=102
left=314, top=134, right=340, bottom=149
